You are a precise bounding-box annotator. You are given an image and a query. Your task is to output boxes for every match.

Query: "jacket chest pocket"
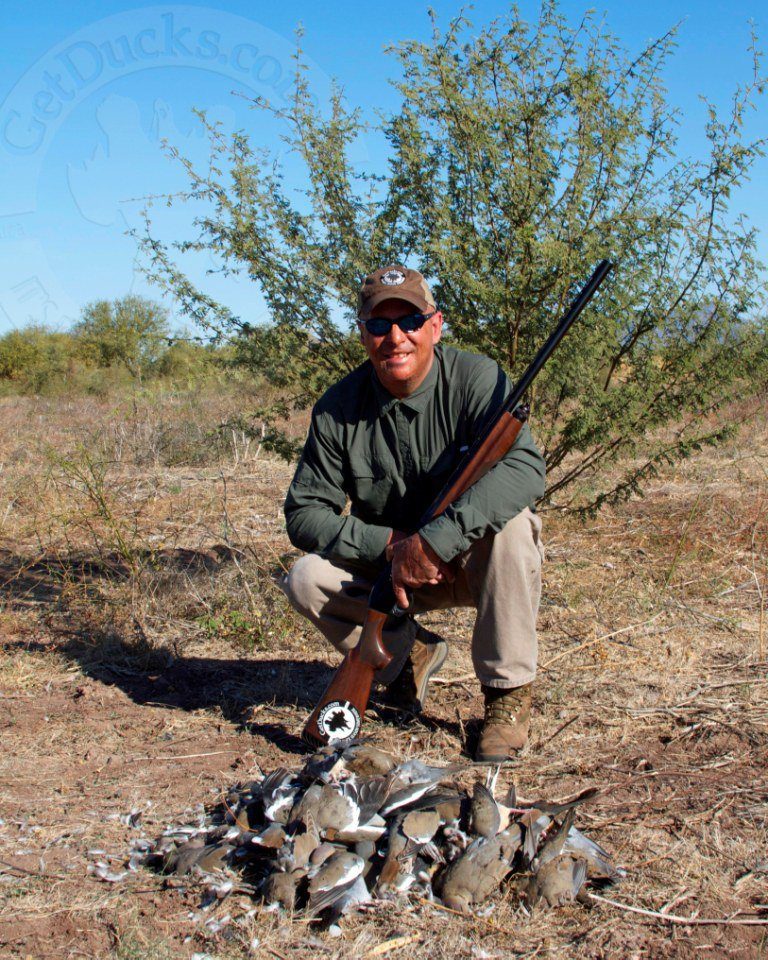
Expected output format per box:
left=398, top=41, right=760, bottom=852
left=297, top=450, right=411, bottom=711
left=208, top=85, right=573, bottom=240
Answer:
left=349, top=467, right=393, bottom=516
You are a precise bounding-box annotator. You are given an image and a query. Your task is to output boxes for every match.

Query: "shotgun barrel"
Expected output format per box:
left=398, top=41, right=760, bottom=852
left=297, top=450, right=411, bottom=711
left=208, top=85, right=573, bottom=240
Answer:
left=421, top=257, right=613, bottom=528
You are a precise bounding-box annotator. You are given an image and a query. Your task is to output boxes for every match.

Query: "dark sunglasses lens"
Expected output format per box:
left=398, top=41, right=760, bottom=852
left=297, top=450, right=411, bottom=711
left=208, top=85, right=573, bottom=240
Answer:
left=364, top=318, right=392, bottom=335
left=363, top=313, right=429, bottom=335
left=398, top=313, right=427, bottom=332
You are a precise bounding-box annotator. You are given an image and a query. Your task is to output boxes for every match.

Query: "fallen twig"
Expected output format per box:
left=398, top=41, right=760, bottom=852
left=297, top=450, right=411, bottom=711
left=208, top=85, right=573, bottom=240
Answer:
left=125, top=749, right=242, bottom=762
left=588, top=893, right=768, bottom=926
left=412, top=894, right=517, bottom=936
left=266, top=948, right=291, bottom=960
left=363, top=933, right=422, bottom=957
left=537, top=714, right=580, bottom=747
left=0, top=858, right=69, bottom=882
left=432, top=673, right=476, bottom=685
left=541, top=614, right=663, bottom=670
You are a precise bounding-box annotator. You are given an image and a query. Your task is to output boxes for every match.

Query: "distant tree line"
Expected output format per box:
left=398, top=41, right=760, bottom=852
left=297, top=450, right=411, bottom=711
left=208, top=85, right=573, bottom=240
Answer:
left=0, top=295, right=240, bottom=396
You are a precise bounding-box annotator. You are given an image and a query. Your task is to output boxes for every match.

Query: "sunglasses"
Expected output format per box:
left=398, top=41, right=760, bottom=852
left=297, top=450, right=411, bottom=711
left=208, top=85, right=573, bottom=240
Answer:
left=360, top=311, right=436, bottom=337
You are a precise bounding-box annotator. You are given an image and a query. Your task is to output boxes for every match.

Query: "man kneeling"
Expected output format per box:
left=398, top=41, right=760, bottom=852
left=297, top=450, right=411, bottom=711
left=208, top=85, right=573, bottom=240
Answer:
left=280, top=265, right=545, bottom=761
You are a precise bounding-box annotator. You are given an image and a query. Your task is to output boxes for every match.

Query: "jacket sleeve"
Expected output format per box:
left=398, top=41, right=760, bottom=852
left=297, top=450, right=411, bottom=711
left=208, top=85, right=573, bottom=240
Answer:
left=283, top=406, right=392, bottom=565
left=418, top=359, right=546, bottom=563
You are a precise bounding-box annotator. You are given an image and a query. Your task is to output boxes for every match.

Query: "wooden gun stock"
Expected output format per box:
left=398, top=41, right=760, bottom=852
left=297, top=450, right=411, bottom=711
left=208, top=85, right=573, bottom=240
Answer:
left=303, top=611, right=390, bottom=746
left=426, top=406, right=528, bottom=520
left=302, top=259, right=613, bottom=747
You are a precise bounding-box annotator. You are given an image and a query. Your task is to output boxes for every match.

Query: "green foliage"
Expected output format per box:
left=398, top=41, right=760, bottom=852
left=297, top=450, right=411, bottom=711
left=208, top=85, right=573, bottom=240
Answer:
left=196, top=568, right=302, bottom=652
left=138, top=5, right=768, bottom=510
left=72, top=295, right=170, bottom=379
left=0, top=300, right=248, bottom=397
left=154, top=338, right=225, bottom=385
left=197, top=607, right=267, bottom=650
left=0, top=325, right=75, bottom=393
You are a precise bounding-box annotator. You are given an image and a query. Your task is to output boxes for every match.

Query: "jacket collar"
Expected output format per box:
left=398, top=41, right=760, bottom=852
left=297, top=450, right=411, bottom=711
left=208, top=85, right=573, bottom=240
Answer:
left=369, top=349, right=440, bottom=416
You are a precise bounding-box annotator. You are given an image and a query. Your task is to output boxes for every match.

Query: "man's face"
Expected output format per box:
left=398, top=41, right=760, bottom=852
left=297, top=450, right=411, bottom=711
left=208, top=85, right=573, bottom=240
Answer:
left=359, top=299, right=443, bottom=398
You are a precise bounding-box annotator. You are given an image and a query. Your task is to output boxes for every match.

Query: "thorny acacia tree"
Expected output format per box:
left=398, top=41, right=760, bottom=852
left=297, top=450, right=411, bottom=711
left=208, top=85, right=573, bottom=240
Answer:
left=139, top=4, right=768, bottom=511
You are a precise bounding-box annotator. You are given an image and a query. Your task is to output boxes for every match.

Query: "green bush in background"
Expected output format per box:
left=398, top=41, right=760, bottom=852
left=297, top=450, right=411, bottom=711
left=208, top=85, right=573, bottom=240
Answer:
left=138, top=2, right=768, bottom=511
left=0, top=325, right=76, bottom=394
left=0, top=297, right=250, bottom=398
left=72, top=295, right=170, bottom=381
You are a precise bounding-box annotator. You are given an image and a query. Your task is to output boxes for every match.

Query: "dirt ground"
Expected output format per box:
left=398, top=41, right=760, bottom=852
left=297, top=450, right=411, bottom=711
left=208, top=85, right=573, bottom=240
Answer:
left=0, top=392, right=765, bottom=959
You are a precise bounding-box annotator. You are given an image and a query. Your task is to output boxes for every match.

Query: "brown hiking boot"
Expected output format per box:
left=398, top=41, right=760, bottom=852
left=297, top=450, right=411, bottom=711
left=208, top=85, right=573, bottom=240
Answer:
left=382, top=628, right=448, bottom=713
left=475, top=683, right=533, bottom=762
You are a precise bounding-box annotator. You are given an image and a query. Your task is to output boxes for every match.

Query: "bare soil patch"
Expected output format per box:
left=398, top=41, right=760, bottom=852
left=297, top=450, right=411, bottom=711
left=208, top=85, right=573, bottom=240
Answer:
left=0, top=393, right=765, bottom=959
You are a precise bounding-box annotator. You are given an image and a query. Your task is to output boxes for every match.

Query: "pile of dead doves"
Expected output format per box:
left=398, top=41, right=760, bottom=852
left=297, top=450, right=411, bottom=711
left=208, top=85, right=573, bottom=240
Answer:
left=114, top=743, right=625, bottom=924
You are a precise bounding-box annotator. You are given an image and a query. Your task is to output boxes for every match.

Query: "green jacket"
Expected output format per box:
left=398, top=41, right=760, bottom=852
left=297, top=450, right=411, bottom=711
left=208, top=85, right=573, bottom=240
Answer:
left=284, top=344, right=546, bottom=567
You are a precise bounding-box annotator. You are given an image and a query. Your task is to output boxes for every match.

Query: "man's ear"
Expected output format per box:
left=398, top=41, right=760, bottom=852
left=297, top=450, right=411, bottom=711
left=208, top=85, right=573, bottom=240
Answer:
left=431, top=311, right=444, bottom=344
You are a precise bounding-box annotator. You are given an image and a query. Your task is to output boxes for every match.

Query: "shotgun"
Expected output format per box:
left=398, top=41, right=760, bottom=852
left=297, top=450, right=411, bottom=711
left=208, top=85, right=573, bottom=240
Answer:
left=302, top=259, right=613, bottom=747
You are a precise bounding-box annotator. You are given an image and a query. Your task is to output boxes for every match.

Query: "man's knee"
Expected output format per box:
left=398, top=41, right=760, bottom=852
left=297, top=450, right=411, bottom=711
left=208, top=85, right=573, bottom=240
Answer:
left=495, top=507, right=543, bottom=561
left=281, top=554, right=328, bottom=617
left=462, top=508, right=543, bottom=592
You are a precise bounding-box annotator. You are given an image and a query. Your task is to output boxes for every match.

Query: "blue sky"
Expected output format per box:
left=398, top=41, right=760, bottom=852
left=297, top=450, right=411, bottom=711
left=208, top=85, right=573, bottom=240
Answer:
left=0, top=0, right=765, bottom=333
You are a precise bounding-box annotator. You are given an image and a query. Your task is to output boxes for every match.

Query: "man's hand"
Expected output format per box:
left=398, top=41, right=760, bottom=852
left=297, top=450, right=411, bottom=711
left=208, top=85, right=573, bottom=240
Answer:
left=387, top=529, right=408, bottom=548
left=386, top=533, right=455, bottom=609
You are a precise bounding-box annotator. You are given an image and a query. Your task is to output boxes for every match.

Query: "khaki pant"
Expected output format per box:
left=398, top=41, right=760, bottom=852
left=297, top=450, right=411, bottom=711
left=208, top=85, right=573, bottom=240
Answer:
left=280, top=508, right=543, bottom=689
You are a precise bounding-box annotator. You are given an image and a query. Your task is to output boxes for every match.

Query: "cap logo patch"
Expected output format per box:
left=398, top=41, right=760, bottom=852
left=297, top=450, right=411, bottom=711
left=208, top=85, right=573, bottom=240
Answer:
left=380, top=269, right=406, bottom=286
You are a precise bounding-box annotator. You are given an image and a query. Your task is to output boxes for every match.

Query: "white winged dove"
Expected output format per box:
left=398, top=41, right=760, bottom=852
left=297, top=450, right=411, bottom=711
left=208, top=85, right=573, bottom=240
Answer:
left=307, top=851, right=366, bottom=915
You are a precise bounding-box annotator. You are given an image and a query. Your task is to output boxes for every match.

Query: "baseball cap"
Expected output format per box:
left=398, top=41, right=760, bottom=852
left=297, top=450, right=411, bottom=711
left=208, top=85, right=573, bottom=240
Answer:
left=357, top=264, right=436, bottom=320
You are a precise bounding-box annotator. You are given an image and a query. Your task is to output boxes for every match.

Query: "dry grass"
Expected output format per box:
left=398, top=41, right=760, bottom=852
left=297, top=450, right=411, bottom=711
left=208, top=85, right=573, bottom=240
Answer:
left=0, top=390, right=766, bottom=959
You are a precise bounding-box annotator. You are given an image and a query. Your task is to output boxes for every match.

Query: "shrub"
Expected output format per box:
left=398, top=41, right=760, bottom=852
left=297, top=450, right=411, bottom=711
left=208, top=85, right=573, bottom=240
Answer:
left=138, top=4, right=768, bottom=510
left=0, top=325, right=75, bottom=394
left=72, top=295, right=170, bottom=380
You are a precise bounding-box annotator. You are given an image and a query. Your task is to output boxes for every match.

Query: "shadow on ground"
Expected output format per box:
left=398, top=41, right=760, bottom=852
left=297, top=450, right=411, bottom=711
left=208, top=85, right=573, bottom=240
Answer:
left=0, top=544, right=247, bottom=609
left=6, top=633, right=332, bottom=755
left=6, top=627, right=470, bottom=754
left=1, top=546, right=468, bottom=755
